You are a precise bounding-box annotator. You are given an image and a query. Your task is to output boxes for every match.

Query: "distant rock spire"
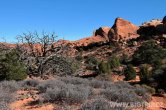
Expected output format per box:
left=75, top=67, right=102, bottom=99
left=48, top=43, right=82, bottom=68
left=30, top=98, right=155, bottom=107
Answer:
left=108, top=17, right=139, bottom=41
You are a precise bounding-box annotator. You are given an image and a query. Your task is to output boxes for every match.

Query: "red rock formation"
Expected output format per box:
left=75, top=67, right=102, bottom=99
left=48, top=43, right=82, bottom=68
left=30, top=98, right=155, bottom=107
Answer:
left=93, top=27, right=111, bottom=41
left=69, top=26, right=111, bottom=47
left=139, top=18, right=166, bottom=35
left=72, top=35, right=107, bottom=47
left=0, top=17, right=142, bottom=56
left=0, top=42, right=16, bottom=48
left=109, top=18, right=139, bottom=41
left=142, top=19, right=162, bottom=27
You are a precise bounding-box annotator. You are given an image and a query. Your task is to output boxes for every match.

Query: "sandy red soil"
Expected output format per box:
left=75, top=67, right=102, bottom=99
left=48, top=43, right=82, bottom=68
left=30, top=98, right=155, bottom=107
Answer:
left=147, top=95, right=166, bottom=110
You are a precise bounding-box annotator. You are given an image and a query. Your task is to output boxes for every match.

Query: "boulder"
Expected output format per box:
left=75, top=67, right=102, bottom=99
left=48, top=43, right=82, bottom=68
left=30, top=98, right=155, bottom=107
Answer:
left=109, top=18, right=139, bottom=41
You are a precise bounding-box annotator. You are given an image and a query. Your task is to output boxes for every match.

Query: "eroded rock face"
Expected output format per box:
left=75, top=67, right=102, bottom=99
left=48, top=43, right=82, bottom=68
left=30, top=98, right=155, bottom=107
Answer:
left=109, top=18, right=139, bottom=41
left=93, top=27, right=111, bottom=41
left=70, top=18, right=140, bottom=48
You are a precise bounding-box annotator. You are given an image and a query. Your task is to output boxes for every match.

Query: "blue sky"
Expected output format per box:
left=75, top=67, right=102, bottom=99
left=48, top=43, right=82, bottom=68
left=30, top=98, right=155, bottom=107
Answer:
left=0, top=0, right=165, bottom=42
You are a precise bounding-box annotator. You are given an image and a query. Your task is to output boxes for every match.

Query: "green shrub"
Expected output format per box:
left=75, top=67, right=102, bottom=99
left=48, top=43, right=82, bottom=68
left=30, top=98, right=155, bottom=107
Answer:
left=132, top=40, right=166, bottom=66
left=85, top=56, right=99, bottom=66
left=0, top=49, right=27, bottom=81
left=98, top=61, right=111, bottom=74
left=108, top=56, right=121, bottom=69
left=142, top=85, right=156, bottom=94
left=70, top=59, right=81, bottom=73
left=121, top=54, right=130, bottom=64
left=124, top=65, right=136, bottom=81
left=152, top=66, right=166, bottom=91
left=140, top=64, right=152, bottom=83
left=75, top=54, right=83, bottom=61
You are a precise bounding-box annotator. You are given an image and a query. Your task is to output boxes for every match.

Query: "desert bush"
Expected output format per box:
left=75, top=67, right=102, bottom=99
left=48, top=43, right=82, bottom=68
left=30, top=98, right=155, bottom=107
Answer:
left=0, top=81, right=20, bottom=110
left=100, top=81, right=115, bottom=89
left=124, top=65, right=136, bottom=81
left=110, top=81, right=134, bottom=90
left=41, top=87, right=66, bottom=102
left=85, top=56, right=99, bottom=66
left=0, top=80, right=20, bottom=92
left=89, top=79, right=104, bottom=88
left=54, top=104, right=71, bottom=110
left=70, top=59, right=81, bottom=74
left=140, top=64, right=152, bottom=83
left=98, top=61, right=111, bottom=74
left=137, top=64, right=166, bottom=93
left=80, top=97, right=124, bottom=110
left=152, top=66, right=166, bottom=91
left=59, top=76, right=89, bottom=86
left=75, top=54, right=83, bottom=61
left=132, top=40, right=166, bottom=66
left=134, top=85, right=151, bottom=102
left=108, top=56, right=121, bottom=69
left=37, top=77, right=151, bottom=108
left=84, top=56, right=99, bottom=72
left=121, top=54, right=131, bottom=64
left=0, top=101, right=10, bottom=110
left=100, top=88, right=142, bottom=103
left=0, top=49, right=27, bottom=81
left=0, top=91, right=13, bottom=104
left=142, top=85, right=155, bottom=94
left=38, top=79, right=66, bottom=93
left=39, top=56, right=81, bottom=76
left=65, top=85, right=92, bottom=104
left=39, top=80, right=92, bottom=104
left=21, top=79, right=39, bottom=89
left=60, top=77, right=110, bottom=89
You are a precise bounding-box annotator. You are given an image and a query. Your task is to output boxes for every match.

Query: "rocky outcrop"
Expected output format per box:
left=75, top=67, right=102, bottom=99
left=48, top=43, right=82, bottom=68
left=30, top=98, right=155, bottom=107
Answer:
left=142, top=19, right=162, bottom=27
left=138, top=17, right=166, bottom=36
left=66, top=18, right=140, bottom=50
left=71, top=35, right=108, bottom=48
left=71, top=18, right=141, bottom=48
left=109, top=18, right=139, bottom=41
left=163, top=16, right=166, bottom=25
left=93, top=27, right=111, bottom=41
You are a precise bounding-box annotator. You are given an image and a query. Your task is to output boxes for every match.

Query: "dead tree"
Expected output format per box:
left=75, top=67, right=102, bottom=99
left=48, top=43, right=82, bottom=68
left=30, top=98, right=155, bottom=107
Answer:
left=16, top=31, right=71, bottom=77
left=17, top=31, right=58, bottom=57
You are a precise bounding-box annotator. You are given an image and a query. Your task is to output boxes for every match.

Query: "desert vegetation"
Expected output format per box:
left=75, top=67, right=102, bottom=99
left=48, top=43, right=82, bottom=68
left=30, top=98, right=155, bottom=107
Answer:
left=17, top=76, right=151, bottom=110
left=0, top=16, right=165, bottom=110
left=0, top=81, right=20, bottom=110
left=0, top=49, right=27, bottom=81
